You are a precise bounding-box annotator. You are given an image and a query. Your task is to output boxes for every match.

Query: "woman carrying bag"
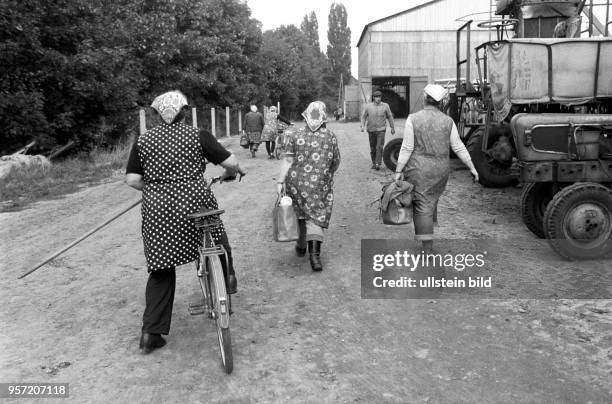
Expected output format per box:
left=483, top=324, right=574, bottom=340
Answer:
left=276, top=101, right=341, bottom=272
left=394, top=84, right=479, bottom=253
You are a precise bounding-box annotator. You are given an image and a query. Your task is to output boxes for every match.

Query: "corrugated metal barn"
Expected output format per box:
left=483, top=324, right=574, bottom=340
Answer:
left=354, top=0, right=496, bottom=118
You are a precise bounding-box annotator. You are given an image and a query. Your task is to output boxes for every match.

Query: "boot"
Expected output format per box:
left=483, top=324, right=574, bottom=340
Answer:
left=226, top=274, right=237, bottom=294
left=295, top=245, right=307, bottom=257
left=296, top=219, right=307, bottom=257
left=308, top=240, right=323, bottom=272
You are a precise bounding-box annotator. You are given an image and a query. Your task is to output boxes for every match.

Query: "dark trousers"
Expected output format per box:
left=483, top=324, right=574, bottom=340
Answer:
left=265, top=140, right=276, bottom=154
left=141, top=235, right=235, bottom=335
left=142, top=267, right=176, bottom=335
left=368, top=131, right=386, bottom=165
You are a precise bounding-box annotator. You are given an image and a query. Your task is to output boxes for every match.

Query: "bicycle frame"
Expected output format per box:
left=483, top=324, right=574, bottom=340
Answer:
left=194, top=220, right=231, bottom=328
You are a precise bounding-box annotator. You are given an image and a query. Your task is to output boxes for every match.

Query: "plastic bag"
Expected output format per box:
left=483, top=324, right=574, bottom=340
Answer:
left=273, top=195, right=299, bottom=242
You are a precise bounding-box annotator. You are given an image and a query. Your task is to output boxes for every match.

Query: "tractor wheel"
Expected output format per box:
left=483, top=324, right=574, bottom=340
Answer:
left=543, top=183, right=612, bottom=260
left=466, top=127, right=518, bottom=188
left=382, top=138, right=403, bottom=172
left=521, top=182, right=556, bottom=238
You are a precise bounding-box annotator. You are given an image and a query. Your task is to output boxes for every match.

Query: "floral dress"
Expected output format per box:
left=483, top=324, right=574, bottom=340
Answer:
left=261, top=111, right=278, bottom=142
left=284, top=126, right=341, bottom=228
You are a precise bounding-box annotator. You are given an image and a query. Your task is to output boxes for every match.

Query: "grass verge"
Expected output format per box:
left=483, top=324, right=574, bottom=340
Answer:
left=0, top=144, right=130, bottom=211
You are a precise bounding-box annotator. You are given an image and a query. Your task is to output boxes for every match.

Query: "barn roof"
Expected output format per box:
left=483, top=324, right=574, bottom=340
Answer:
left=356, top=0, right=443, bottom=47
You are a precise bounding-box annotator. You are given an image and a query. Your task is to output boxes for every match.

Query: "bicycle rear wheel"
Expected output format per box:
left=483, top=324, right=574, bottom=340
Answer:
left=209, top=255, right=233, bottom=374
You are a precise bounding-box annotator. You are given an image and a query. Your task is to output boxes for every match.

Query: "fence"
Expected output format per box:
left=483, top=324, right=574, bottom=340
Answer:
left=139, top=106, right=251, bottom=137
left=139, top=102, right=283, bottom=137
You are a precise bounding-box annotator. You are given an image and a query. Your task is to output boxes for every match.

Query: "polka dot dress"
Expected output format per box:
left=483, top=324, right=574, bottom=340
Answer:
left=138, top=123, right=226, bottom=271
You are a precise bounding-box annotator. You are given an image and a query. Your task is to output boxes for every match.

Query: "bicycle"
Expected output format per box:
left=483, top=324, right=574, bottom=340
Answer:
left=273, top=122, right=290, bottom=160
left=186, top=171, right=244, bottom=374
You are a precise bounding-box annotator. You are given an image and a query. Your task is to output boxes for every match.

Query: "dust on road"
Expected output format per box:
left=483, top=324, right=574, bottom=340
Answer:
left=1, top=121, right=610, bottom=403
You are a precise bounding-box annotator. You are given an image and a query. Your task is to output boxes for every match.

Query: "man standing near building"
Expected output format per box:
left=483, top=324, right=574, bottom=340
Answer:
left=361, top=90, right=395, bottom=170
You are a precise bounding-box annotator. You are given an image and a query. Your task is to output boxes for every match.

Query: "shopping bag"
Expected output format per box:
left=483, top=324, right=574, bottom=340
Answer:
left=272, top=195, right=299, bottom=242
left=381, top=198, right=412, bottom=225
left=239, top=132, right=249, bottom=149
left=380, top=180, right=413, bottom=225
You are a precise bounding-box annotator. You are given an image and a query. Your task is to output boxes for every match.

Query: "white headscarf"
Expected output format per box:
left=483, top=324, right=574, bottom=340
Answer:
left=423, top=84, right=448, bottom=102
left=151, top=91, right=188, bottom=124
left=302, top=101, right=327, bottom=132
left=250, top=105, right=257, bottom=112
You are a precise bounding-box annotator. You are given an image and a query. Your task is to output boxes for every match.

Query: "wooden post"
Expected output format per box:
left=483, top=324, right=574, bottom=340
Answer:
left=191, top=107, right=198, bottom=128
left=225, top=106, right=230, bottom=137
left=238, top=109, right=242, bottom=133
left=277, top=101, right=280, bottom=115
left=139, top=109, right=147, bottom=135
left=211, top=107, right=216, bottom=137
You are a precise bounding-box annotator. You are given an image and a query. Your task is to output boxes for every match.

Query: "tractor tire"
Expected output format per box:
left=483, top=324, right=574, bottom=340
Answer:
left=543, top=183, right=612, bottom=260
left=521, top=182, right=555, bottom=238
left=382, top=138, right=403, bottom=172
left=466, top=127, right=518, bottom=188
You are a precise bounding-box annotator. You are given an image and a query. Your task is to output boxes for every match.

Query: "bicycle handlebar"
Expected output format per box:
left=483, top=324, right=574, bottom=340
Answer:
left=208, top=169, right=246, bottom=188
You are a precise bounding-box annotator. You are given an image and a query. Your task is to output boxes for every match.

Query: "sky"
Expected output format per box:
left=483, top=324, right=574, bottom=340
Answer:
left=246, top=0, right=431, bottom=78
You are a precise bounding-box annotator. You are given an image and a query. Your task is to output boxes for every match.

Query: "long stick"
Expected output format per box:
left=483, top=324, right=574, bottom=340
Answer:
left=19, top=198, right=142, bottom=279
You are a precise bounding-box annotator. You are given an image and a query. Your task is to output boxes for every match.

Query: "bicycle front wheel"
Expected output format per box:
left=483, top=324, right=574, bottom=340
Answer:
left=209, top=255, right=233, bottom=374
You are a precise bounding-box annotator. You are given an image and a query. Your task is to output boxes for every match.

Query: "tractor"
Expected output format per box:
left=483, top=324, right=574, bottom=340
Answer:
left=385, top=0, right=612, bottom=259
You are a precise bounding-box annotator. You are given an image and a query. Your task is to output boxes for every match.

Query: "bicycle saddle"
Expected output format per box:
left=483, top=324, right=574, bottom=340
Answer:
left=187, top=209, right=225, bottom=219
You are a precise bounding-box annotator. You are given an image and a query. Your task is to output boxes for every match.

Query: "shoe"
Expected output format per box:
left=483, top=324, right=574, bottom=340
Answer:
left=295, top=245, right=307, bottom=257
left=308, top=240, right=323, bottom=272
left=139, top=333, right=166, bottom=354
left=226, top=274, right=237, bottom=294
left=375, top=164, right=380, bottom=171
left=371, top=163, right=376, bottom=169
left=251, top=150, right=256, bottom=158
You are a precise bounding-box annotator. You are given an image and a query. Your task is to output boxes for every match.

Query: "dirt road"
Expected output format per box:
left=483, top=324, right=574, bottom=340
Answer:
left=1, top=121, right=610, bottom=403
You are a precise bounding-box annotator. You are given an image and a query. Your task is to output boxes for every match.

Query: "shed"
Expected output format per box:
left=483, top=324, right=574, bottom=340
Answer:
left=356, top=0, right=496, bottom=118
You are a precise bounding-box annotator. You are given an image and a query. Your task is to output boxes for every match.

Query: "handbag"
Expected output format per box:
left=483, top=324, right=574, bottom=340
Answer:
left=381, top=198, right=412, bottom=225
left=272, top=193, right=299, bottom=242
left=380, top=180, right=413, bottom=225
left=239, top=132, right=249, bottom=149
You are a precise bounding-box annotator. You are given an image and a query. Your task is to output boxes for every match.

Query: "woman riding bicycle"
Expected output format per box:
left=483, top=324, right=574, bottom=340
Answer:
left=126, top=90, right=244, bottom=354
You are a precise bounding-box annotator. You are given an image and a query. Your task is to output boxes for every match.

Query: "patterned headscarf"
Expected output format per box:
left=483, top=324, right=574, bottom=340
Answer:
left=151, top=91, right=188, bottom=124
left=302, top=101, right=327, bottom=132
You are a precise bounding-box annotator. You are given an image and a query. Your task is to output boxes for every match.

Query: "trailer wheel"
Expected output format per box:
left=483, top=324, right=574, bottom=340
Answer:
left=543, top=183, right=612, bottom=260
left=466, top=127, right=518, bottom=188
left=382, top=138, right=403, bottom=172
left=521, top=182, right=555, bottom=238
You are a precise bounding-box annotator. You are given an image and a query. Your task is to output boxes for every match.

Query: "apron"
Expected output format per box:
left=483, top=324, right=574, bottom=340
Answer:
left=138, top=123, right=226, bottom=270
left=403, top=107, right=453, bottom=212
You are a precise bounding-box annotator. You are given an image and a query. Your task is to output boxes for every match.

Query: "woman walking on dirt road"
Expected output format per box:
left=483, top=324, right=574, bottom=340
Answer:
left=261, top=106, right=291, bottom=159
left=394, top=84, right=479, bottom=253
left=243, top=105, right=265, bottom=158
left=276, top=101, right=341, bottom=271
left=125, top=90, right=243, bottom=354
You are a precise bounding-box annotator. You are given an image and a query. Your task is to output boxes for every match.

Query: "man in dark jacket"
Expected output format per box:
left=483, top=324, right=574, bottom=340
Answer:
left=243, top=105, right=265, bottom=158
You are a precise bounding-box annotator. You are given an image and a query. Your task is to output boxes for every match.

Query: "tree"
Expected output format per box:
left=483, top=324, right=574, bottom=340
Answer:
left=0, top=0, right=265, bottom=154
left=326, top=3, right=351, bottom=98
left=300, top=11, right=320, bottom=51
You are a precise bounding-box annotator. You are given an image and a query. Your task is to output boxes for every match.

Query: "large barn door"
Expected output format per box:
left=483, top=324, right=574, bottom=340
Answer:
left=409, top=76, right=428, bottom=113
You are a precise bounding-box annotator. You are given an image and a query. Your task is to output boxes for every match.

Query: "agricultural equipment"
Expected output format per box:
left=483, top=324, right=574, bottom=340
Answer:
left=465, top=0, right=612, bottom=259
left=385, top=0, right=612, bottom=259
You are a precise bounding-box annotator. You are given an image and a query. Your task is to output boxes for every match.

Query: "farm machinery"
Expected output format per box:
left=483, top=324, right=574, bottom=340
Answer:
left=387, top=0, right=612, bottom=259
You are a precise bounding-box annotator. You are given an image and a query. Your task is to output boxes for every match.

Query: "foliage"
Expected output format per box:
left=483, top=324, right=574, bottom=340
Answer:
left=1, top=0, right=353, bottom=155
left=300, top=12, right=320, bottom=51
left=326, top=3, right=352, bottom=99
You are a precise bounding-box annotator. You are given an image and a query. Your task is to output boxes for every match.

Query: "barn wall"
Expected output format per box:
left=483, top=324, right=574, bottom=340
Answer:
left=368, top=30, right=493, bottom=81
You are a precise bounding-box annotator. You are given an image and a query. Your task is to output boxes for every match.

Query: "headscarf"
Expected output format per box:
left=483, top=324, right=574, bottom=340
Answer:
left=151, top=91, right=188, bottom=124
left=423, top=84, right=447, bottom=102
left=250, top=105, right=257, bottom=112
left=302, top=101, right=327, bottom=132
